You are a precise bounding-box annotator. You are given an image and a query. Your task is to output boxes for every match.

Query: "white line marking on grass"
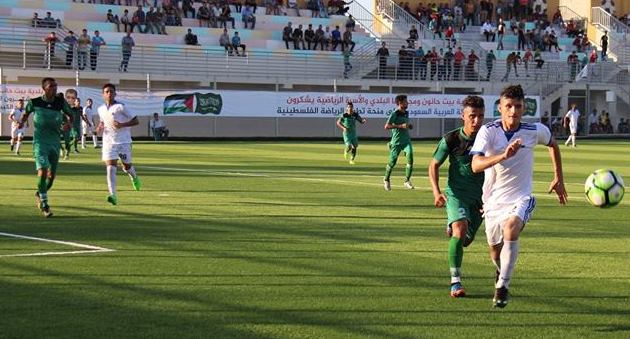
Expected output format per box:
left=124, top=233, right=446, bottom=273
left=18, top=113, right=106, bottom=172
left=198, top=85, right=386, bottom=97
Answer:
left=0, top=232, right=115, bottom=258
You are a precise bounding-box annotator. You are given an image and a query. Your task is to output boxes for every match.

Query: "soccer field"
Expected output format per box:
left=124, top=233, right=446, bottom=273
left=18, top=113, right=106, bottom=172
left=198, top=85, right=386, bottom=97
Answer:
left=1, top=140, right=629, bottom=338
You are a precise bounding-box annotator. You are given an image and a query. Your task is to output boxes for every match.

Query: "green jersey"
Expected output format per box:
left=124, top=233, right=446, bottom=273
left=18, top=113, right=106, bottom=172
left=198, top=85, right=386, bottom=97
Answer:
left=70, top=106, right=82, bottom=129
left=386, top=109, right=411, bottom=146
left=25, top=95, right=72, bottom=146
left=337, top=112, right=363, bottom=134
left=432, top=127, right=484, bottom=202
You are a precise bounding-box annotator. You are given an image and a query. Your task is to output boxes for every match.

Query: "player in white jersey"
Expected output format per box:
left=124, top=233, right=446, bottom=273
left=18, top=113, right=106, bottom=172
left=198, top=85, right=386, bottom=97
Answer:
left=9, top=98, right=27, bottom=155
left=470, top=85, right=567, bottom=308
left=563, top=103, right=580, bottom=148
left=82, top=98, right=100, bottom=149
left=96, top=83, right=141, bottom=206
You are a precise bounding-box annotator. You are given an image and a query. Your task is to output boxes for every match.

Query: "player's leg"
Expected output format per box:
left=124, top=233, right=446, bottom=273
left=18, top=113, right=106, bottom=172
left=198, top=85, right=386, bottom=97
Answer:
left=383, top=145, right=402, bottom=190
left=33, top=144, right=55, bottom=217
left=72, top=128, right=80, bottom=153
left=15, top=132, right=24, bottom=155
left=62, top=130, right=71, bottom=159
left=46, top=148, right=59, bottom=191
left=349, top=137, right=358, bottom=164
left=103, top=143, right=119, bottom=205
left=403, top=143, right=414, bottom=189
left=93, top=131, right=100, bottom=148
left=10, top=127, right=16, bottom=151
left=449, top=220, right=468, bottom=297
left=81, top=122, right=88, bottom=149
left=120, top=143, right=141, bottom=191
left=342, top=133, right=351, bottom=160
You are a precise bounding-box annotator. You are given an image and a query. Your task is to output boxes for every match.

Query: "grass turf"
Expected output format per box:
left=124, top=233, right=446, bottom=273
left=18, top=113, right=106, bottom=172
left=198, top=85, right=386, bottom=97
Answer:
left=0, top=140, right=629, bottom=338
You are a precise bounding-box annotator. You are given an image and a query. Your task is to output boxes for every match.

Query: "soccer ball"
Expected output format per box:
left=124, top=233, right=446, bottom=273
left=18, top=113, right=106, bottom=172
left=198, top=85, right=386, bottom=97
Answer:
left=584, top=169, right=625, bottom=208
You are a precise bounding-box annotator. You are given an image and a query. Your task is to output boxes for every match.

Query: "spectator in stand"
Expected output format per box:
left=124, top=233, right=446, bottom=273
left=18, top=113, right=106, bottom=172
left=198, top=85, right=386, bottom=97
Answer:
left=197, top=2, right=212, bottom=27
left=418, top=47, right=428, bottom=80
left=496, top=18, right=505, bottom=50
left=601, top=31, right=608, bottom=61
left=120, top=32, right=134, bottom=72
left=437, top=48, right=446, bottom=80
left=63, top=31, right=78, bottom=67
left=219, top=28, right=234, bottom=55
left=444, top=25, right=454, bottom=48
left=465, top=49, right=478, bottom=81
left=219, top=4, right=236, bottom=29
left=273, top=0, right=283, bottom=15
left=428, top=47, right=438, bottom=80
left=548, top=30, right=561, bottom=52
left=573, top=34, right=582, bottom=52
left=246, top=0, right=258, bottom=13
left=485, top=49, right=496, bottom=81
left=158, top=7, right=169, bottom=34
left=282, top=22, right=293, bottom=49
left=232, top=31, right=247, bottom=56
left=318, top=0, right=329, bottom=18
left=444, top=47, right=454, bottom=80
left=185, top=28, right=199, bottom=45
left=342, top=27, right=355, bottom=52
left=131, top=6, right=146, bottom=33
left=77, top=29, right=90, bottom=70
left=501, top=52, right=515, bottom=82
left=42, top=31, right=58, bottom=67
left=453, top=46, right=465, bottom=80
left=517, top=25, right=526, bottom=50
left=182, top=0, right=196, bottom=18
left=307, top=0, right=319, bottom=17
left=242, top=5, right=256, bottom=29
left=567, top=51, right=579, bottom=81
left=408, top=24, right=419, bottom=46
left=581, top=34, right=590, bottom=51
left=482, top=19, right=496, bottom=42
left=145, top=7, right=158, bottom=34
left=120, top=9, right=130, bottom=33
left=42, top=11, right=60, bottom=29
left=31, top=12, right=40, bottom=28
left=376, top=41, right=389, bottom=79
left=346, top=15, right=356, bottom=32
left=314, top=24, right=325, bottom=50
left=335, top=0, right=353, bottom=15
left=429, top=16, right=441, bottom=39
left=90, top=30, right=106, bottom=71
left=552, top=8, right=563, bottom=26
left=288, top=0, right=301, bottom=16
left=331, top=25, right=342, bottom=51
left=464, top=0, right=474, bottom=27
left=107, top=9, right=121, bottom=32
left=523, top=48, right=533, bottom=77
left=305, top=24, right=315, bottom=50
left=322, top=26, right=331, bottom=50
left=265, top=0, right=275, bottom=14
left=293, top=24, right=306, bottom=50
left=534, top=48, right=544, bottom=68
left=150, top=113, right=169, bottom=141
left=232, top=0, right=243, bottom=13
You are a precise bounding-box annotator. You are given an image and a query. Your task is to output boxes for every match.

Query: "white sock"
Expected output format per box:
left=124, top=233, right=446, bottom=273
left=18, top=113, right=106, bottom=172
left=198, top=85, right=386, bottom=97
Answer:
left=92, top=134, right=98, bottom=147
left=123, top=166, right=137, bottom=179
left=107, top=165, right=117, bottom=195
left=81, top=135, right=86, bottom=148
left=15, top=141, right=21, bottom=153
left=565, top=137, right=570, bottom=146
left=497, top=240, right=519, bottom=289
left=571, top=135, right=576, bottom=147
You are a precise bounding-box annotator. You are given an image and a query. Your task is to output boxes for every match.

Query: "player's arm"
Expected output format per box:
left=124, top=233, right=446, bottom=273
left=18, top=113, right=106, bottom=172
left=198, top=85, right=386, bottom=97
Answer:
left=8, top=110, right=16, bottom=123
left=61, top=101, right=74, bottom=124
left=113, top=116, right=139, bottom=129
left=335, top=118, right=347, bottom=132
left=96, top=121, right=104, bottom=134
left=384, top=121, right=410, bottom=129
left=428, top=159, right=447, bottom=207
left=471, top=138, right=523, bottom=173
left=18, top=101, right=33, bottom=128
left=356, top=114, right=366, bottom=124
left=546, top=137, right=568, bottom=205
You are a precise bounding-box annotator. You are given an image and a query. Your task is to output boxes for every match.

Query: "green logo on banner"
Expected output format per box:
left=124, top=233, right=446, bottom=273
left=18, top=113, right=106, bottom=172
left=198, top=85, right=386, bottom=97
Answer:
left=195, top=93, right=222, bottom=115
left=493, top=98, right=538, bottom=117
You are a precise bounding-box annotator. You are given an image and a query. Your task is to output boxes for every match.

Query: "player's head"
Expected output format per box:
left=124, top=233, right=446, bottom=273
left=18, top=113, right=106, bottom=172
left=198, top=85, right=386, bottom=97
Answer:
left=461, top=95, right=485, bottom=134
left=102, top=83, right=116, bottom=103
left=16, top=98, right=24, bottom=109
left=86, top=98, right=93, bottom=107
left=395, top=94, right=408, bottom=110
left=41, top=77, right=57, bottom=98
left=65, top=88, right=78, bottom=106
left=571, top=103, right=577, bottom=109
left=345, top=102, right=353, bottom=113
left=498, top=85, right=525, bottom=129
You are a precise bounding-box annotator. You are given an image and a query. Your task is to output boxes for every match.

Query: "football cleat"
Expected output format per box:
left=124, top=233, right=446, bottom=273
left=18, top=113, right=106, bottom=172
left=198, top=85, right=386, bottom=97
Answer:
left=73, top=149, right=80, bottom=154
left=383, top=180, right=391, bottom=191
left=349, top=160, right=355, bottom=165
left=131, top=177, right=142, bottom=191
left=403, top=181, right=415, bottom=189
left=450, top=282, right=466, bottom=298
left=343, top=149, right=349, bottom=160
left=94, top=145, right=102, bottom=149
left=493, top=287, right=509, bottom=308
left=41, top=204, right=53, bottom=218
left=107, top=194, right=118, bottom=206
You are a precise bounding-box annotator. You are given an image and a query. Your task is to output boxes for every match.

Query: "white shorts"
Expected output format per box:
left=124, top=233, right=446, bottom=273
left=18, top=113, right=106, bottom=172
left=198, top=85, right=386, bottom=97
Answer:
left=11, top=124, right=25, bottom=138
left=102, top=143, right=133, bottom=163
left=81, top=121, right=94, bottom=135
left=484, top=196, right=537, bottom=246
left=569, top=123, right=578, bottom=135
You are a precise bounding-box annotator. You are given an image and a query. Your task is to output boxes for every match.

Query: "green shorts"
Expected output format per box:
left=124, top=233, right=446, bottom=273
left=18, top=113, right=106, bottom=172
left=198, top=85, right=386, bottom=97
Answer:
left=70, top=126, right=81, bottom=139
left=343, top=132, right=358, bottom=147
left=388, top=143, right=413, bottom=165
left=33, top=142, right=60, bottom=174
left=446, top=194, right=483, bottom=244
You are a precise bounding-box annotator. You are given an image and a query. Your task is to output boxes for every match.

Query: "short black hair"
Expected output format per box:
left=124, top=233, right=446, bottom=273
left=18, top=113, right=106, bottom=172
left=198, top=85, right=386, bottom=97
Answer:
left=42, top=77, right=56, bottom=88
left=395, top=94, right=407, bottom=104
left=500, top=85, right=525, bottom=101
left=462, top=95, right=485, bottom=109
left=102, top=83, right=116, bottom=92
left=65, top=88, right=78, bottom=96
left=346, top=102, right=353, bottom=106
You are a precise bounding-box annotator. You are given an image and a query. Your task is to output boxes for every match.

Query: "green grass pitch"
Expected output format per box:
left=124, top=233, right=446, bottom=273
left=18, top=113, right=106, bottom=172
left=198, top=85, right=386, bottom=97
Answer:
left=0, top=140, right=629, bottom=338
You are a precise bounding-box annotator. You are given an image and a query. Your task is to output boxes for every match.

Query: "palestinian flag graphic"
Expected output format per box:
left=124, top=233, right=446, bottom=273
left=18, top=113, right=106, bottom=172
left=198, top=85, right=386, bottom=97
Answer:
left=163, top=93, right=222, bottom=115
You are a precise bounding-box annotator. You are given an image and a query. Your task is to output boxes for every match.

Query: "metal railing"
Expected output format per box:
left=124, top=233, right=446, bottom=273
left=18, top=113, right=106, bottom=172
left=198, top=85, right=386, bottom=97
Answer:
left=559, top=6, right=587, bottom=31
left=591, top=6, right=630, bottom=64
left=376, top=0, right=426, bottom=39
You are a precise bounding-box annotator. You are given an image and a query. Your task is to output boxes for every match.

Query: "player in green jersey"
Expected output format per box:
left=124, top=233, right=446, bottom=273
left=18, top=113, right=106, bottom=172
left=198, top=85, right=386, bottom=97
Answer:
left=383, top=94, right=414, bottom=191
left=19, top=78, right=73, bottom=217
left=64, top=89, right=83, bottom=156
left=336, top=102, right=366, bottom=165
left=428, top=95, right=485, bottom=297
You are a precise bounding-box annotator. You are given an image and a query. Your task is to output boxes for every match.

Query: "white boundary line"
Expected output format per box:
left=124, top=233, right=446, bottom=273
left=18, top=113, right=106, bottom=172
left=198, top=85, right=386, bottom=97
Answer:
left=0, top=232, right=115, bottom=258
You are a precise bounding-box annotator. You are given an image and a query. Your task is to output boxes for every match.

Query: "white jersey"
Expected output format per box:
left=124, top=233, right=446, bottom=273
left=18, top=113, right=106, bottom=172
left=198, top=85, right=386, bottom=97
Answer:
left=564, top=108, right=580, bottom=133
left=10, top=108, right=25, bottom=126
left=83, top=106, right=96, bottom=124
left=98, top=101, right=135, bottom=145
left=470, top=120, right=552, bottom=210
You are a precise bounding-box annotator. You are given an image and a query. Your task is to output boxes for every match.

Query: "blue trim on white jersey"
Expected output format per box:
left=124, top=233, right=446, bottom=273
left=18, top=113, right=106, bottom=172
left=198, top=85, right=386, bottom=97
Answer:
left=469, top=151, right=485, bottom=156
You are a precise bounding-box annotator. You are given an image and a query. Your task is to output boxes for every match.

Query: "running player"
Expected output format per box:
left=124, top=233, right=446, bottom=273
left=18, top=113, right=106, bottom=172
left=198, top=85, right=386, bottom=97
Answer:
left=64, top=89, right=83, bottom=155
left=336, top=102, right=366, bottom=165
left=9, top=98, right=27, bottom=155
left=564, top=103, right=580, bottom=148
left=470, top=85, right=567, bottom=308
left=383, top=94, right=414, bottom=191
left=18, top=77, right=73, bottom=217
left=82, top=98, right=100, bottom=149
left=96, top=83, right=141, bottom=205
left=428, top=95, right=485, bottom=298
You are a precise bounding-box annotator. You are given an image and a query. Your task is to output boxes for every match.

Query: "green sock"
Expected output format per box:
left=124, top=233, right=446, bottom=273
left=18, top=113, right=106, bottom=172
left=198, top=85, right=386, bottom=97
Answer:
left=350, top=148, right=357, bottom=160
left=384, top=164, right=393, bottom=181
left=448, top=236, right=464, bottom=280
left=46, top=177, right=54, bottom=190
left=37, top=176, right=48, bottom=204
left=405, top=163, right=413, bottom=181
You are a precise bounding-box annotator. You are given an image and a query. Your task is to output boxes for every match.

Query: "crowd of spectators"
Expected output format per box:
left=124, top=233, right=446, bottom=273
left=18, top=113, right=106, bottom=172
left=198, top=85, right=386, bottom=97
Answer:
left=32, top=12, right=62, bottom=29
left=280, top=16, right=355, bottom=52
